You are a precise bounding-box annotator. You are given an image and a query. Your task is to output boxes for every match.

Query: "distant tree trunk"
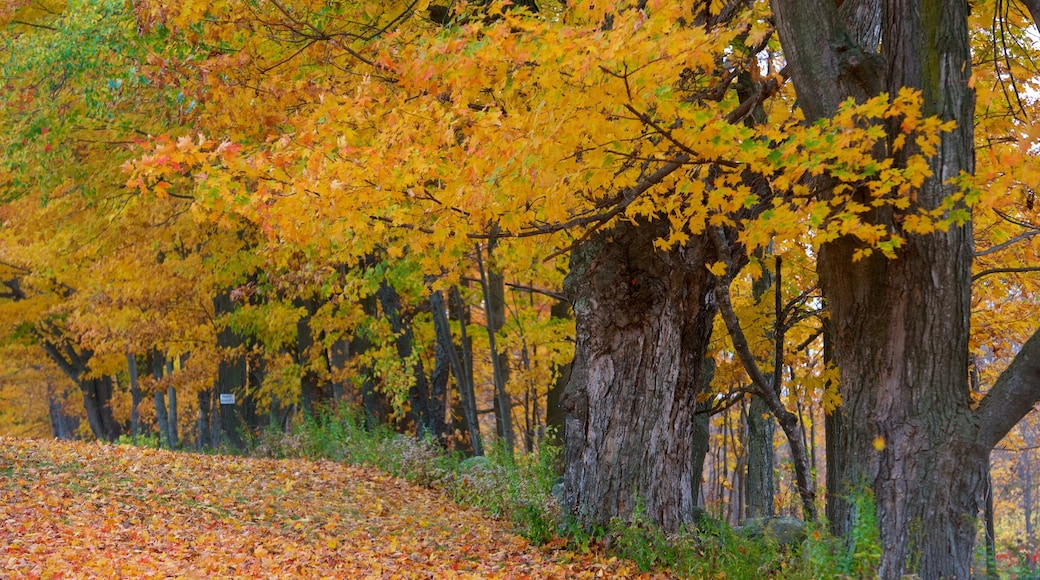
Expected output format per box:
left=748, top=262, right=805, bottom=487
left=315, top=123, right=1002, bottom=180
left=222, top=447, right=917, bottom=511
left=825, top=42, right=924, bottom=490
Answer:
left=745, top=255, right=776, bottom=520
left=155, top=389, right=170, bottom=449
left=377, top=280, right=446, bottom=439
left=544, top=300, right=571, bottom=460
left=985, top=471, right=997, bottom=579
left=448, top=286, right=482, bottom=455
left=328, top=337, right=349, bottom=404
left=431, top=289, right=473, bottom=450
left=41, top=339, right=121, bottom=441
left=214, top=292, right=248, bottom=449
left=167, top=386, right=178, bottom=449
left=1023, top=454, right=1036, bottom=571
left=197, top=388, right=212, bottom=450
left=127, top=353, right=142, bottom=445
left=151, top=350, right=170, bottom=448
left=691, top=400, right=712, bottom=506
left=47, top=390, right=78, bottom=440
left=354, top=294, right=390, bottom=429
left=561, top=220, right=716, bottom=532
left=295, top=298, right=324, bottom=417
left=477, top=243, right=514, bottom=455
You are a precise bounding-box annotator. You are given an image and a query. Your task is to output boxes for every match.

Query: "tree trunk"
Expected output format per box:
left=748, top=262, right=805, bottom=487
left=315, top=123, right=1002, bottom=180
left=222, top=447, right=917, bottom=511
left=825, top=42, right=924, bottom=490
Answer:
left=214, top=292, right=248, bottom=449
left=1025, top=456, right=1036, bottom=571
left=197, top=388, right=212, bottom=450
left=378, top=280, right=432, bottom=437
left=560, top=220, right=716, bottom=532
left=745, top=395, right=775, bottom=519
left=47, top=391, right=78, bottom=440
left=297, top=302, right=322, bottom=417
left=544, top=300, right=571, bottom=460
left=155, top=390, right=170, bottom=449
left=448, top=286, right=482, bottom=455
left=127, top=353, right=142, bottom=445
left=770, top=0, right=1021, bottom=574
left=41, top=339, right=121, bottom=441
left=477, top=243, right=514, bottom=455
left=745, top=253, right=776, bottom=520
left=167, top=386, right=178, bottom=450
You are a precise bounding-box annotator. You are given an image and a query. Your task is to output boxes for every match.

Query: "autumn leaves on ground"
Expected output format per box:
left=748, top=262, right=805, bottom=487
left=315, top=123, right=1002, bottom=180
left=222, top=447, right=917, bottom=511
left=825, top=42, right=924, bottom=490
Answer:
left=0, top=438, right=638, bottom=579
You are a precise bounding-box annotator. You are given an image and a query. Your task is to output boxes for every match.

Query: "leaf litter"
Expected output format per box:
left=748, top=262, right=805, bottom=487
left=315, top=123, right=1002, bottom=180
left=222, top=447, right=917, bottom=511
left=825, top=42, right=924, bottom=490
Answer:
left=0, top=437, right=657, bottom=579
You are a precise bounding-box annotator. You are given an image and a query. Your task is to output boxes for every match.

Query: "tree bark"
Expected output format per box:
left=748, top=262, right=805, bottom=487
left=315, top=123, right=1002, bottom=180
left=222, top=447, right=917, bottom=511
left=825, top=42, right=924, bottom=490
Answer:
left=560, top=219, right=716, bottom=532
left=772, top=0, right=1040, bottom=575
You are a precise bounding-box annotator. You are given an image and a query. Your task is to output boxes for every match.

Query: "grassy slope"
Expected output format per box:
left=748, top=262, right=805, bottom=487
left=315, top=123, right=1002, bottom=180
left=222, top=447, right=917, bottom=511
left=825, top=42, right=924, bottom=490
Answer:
left=0, top=437, right=644, bottom=579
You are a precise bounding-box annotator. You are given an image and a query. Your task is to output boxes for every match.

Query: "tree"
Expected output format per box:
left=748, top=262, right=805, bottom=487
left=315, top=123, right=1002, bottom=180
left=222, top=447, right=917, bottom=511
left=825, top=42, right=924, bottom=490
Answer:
left=772, top=0, right=1040, bottom=576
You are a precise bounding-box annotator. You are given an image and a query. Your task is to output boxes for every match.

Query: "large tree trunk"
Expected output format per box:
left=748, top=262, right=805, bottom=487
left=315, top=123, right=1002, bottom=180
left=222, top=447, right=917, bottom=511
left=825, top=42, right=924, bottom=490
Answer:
left=772, top=0, right=1040, bottom=576
left=560, top=220, right=716, bottom=532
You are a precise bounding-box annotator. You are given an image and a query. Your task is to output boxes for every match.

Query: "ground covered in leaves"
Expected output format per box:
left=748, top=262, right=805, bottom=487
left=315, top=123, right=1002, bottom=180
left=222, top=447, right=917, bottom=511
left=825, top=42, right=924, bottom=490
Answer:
left=0, top=437, right=647, bottom=579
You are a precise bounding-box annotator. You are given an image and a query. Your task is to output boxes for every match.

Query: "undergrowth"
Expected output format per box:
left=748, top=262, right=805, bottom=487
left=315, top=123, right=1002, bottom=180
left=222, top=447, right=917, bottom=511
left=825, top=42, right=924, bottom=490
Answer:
left=247, top=405, right=882, bottom=578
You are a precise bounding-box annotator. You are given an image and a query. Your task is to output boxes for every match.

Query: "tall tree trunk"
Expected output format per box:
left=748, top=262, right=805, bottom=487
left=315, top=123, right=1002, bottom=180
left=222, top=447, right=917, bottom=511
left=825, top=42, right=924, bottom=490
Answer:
left=560, top=220, right=716, bottom=532
left=197, top=388, right=212, bottom=450
left=155, top=390, right=170, bottom=449
left=745, top=396, right=775, bottom=519
left=773, top=0, right=1040, bottom=575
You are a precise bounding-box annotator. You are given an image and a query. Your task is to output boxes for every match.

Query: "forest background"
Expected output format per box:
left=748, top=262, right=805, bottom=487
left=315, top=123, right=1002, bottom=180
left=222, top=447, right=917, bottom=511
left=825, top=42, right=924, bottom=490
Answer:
left=0, top=0, right=1039, bottom=577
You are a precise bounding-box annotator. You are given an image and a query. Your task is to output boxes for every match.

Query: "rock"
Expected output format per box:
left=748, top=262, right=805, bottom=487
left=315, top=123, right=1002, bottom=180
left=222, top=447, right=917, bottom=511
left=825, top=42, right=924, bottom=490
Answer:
left=736, top=515, right=807, bottom=546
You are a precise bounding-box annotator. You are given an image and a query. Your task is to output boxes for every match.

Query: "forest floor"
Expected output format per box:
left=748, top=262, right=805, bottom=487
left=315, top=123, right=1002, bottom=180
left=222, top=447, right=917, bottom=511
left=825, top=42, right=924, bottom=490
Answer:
left=0, top=437, right=650, bottom=579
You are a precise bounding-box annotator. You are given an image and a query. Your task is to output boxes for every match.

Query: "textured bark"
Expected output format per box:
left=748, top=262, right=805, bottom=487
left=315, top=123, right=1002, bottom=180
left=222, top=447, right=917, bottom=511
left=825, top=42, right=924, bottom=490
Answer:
left=772, top=0, right=1040, bottom=576
left=561, top=220, right=716, bottom=532
left=745, top=396, right=775, bottom=519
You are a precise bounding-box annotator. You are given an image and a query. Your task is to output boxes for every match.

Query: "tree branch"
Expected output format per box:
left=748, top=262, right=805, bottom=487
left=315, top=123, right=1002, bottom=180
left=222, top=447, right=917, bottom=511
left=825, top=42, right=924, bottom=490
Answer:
left=976, top=328, right=1040, bottom=450
left=974, top=230, right=1040, bottom=257
left=972, top=266, right=1040, bottom=281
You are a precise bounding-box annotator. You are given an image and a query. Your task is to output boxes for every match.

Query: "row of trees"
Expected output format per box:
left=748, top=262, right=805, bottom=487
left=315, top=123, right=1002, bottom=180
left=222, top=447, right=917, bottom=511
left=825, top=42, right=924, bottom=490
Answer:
left=1, top=0, right=1040, bottom=576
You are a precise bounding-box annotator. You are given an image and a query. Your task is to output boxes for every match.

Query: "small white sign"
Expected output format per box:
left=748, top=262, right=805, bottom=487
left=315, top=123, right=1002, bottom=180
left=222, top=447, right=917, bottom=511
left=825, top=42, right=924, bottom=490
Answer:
left=219, top=393, right=236, bottom=405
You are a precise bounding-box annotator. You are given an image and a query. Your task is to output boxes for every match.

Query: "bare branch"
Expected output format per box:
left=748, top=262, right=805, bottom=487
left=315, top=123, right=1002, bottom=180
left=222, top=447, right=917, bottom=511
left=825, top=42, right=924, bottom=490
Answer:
left=977, top=328, right=1040, bottom=450
left=972, top=266, right=1040, bottom=281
